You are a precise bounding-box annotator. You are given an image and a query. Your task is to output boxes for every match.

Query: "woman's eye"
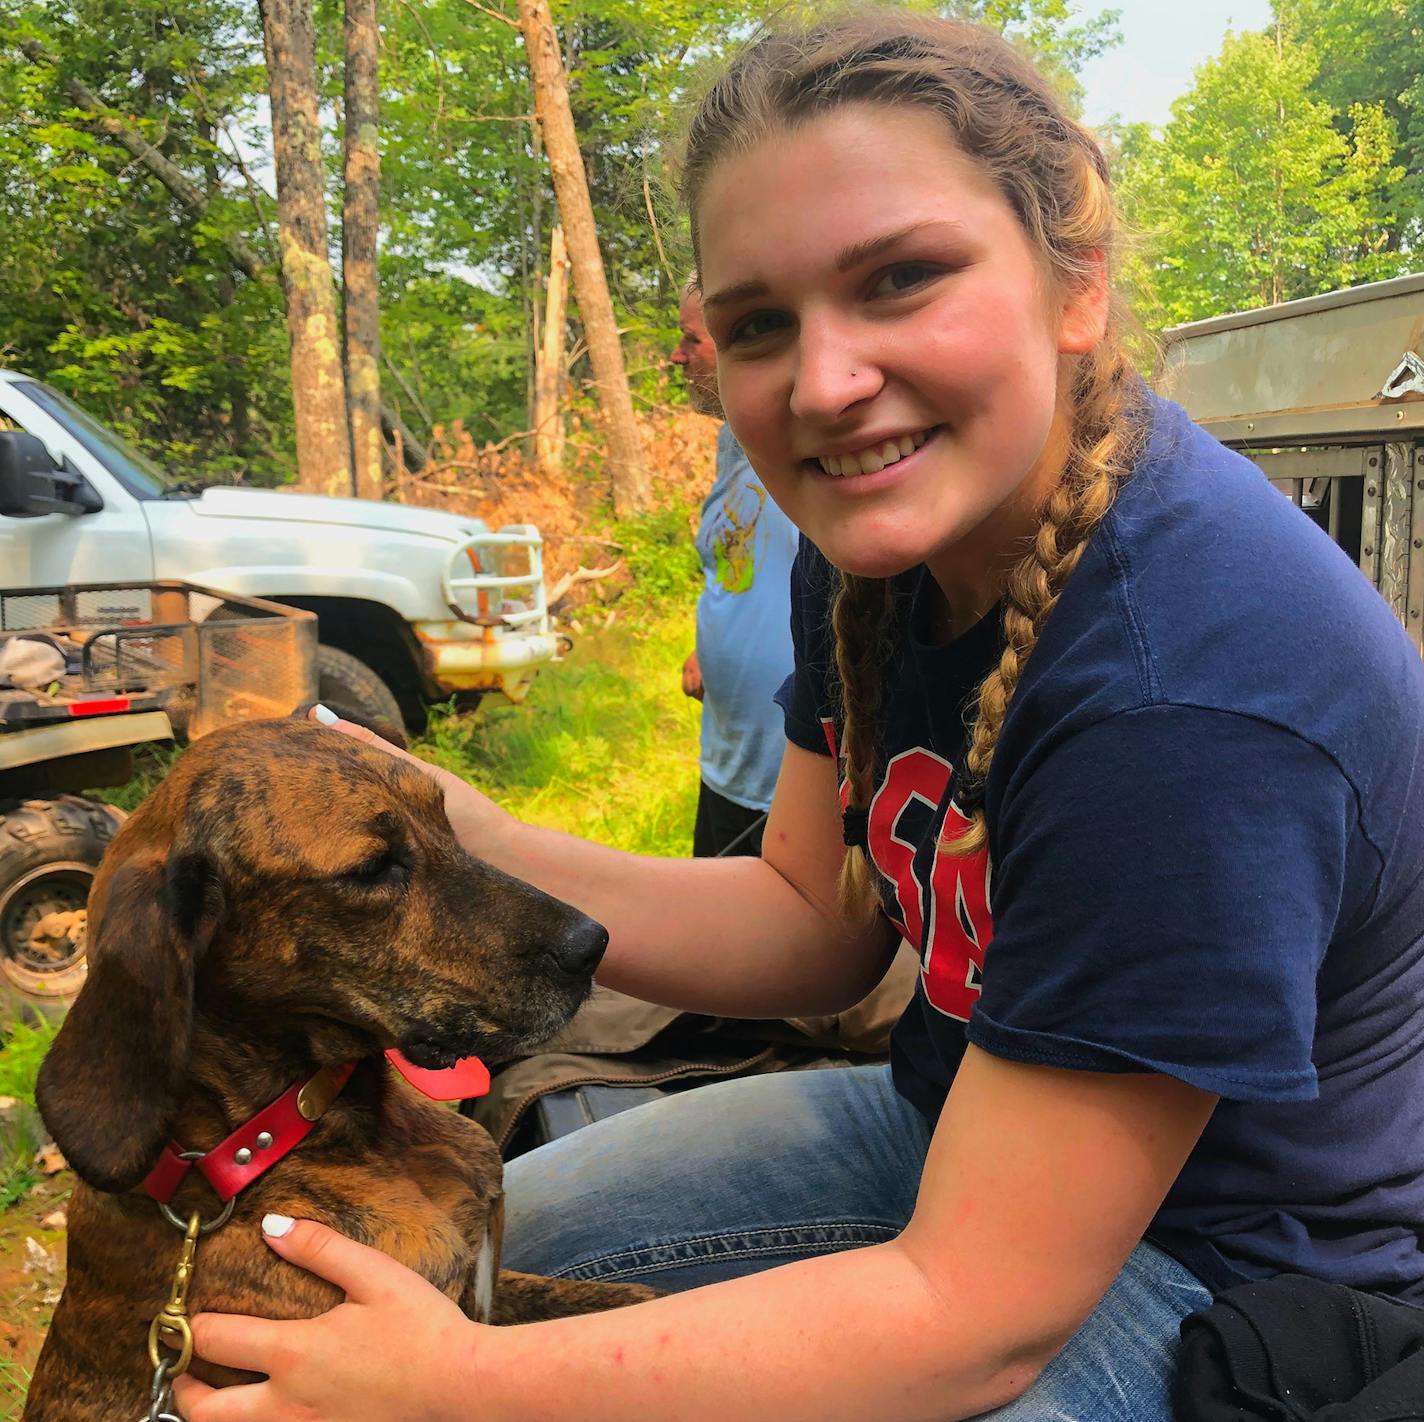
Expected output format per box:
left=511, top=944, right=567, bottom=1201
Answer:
left=347, top=851, right=410, bottom=888
left=726, top=310, right=790, bottom=345
left=869, top=263, right=940, bottom=298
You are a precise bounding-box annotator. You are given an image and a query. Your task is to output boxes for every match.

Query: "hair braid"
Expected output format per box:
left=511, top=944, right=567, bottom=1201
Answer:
left=680, top=9, right=1153, bottom=902
left=943, top=344, right=1147, bottom=857
left=832, top=574, right=895, bottom=920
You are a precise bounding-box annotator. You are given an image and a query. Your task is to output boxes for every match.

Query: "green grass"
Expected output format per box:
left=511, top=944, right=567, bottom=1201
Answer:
left=417, top=597, right=701, bottom=856
left=0, top=1020, right=57, bottom=1108
left=0, top=1018, right=56, bottom=1214
left=90, top=741, right=180, bottom=813
left=0, top=1359, right=30, bottom=1420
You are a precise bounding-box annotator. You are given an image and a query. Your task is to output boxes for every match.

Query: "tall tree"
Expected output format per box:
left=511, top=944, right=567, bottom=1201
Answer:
left=343, top=0, right=383, bottom=499
left=517, top=0, right=649, bottom=514
left=259, top=0, right=353, bottom=494
left=533, top=222, right=569, bottom=471
left=1283, top=0, right=1424, bottom=249
left=1119, top=22, right=1405, bottom=327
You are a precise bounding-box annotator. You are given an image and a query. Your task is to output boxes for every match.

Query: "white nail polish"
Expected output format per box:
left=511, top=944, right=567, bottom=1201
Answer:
left=262, top=1213, right=295, bottom=1237
left=311, top=703, right=339, bottom=726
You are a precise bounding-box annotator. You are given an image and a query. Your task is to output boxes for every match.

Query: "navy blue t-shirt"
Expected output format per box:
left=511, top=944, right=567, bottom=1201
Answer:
left=776, top=394, right=1424, bottom=1303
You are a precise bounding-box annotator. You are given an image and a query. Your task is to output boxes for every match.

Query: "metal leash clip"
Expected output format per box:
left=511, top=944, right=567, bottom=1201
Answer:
left=138, top=1209, right=204, bottom=1421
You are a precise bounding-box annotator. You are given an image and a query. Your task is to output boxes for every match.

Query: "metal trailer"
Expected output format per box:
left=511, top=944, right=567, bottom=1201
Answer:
left=1160, top=271, right=1424, bottom=655
left=0, top=583, right=316, bottom=1016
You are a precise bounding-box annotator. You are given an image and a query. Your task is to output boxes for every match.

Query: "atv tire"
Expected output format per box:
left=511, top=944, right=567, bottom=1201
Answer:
left=0, top=796, right=125, bottom=1020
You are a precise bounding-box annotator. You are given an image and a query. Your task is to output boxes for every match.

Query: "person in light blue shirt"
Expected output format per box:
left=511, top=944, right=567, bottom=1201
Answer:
left=671, top=286, right=799, bottom=857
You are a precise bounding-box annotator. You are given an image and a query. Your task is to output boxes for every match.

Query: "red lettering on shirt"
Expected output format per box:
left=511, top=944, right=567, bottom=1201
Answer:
left=863, top=747, right=994, bottom=1023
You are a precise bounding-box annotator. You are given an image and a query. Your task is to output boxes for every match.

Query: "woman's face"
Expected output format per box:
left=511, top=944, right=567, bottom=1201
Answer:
left=697, top=103, right=1106, bottom=606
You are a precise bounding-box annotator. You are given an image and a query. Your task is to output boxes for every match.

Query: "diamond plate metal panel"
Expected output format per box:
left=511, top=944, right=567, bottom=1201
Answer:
left=1379, top=443, right=1415, bottom=629
left=1407, top=444, right=1424, bottom=655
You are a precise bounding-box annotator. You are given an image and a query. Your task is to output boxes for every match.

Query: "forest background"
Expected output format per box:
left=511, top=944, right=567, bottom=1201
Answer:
left=0, top=1, right=1419, bottom=1393
left=1, top=0, right=1419, bottom=508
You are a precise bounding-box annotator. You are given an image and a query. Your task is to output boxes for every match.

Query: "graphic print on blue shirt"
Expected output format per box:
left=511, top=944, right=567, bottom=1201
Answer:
left=777, top=392, right=1424, bottom=1305
left=695, top=424, right=798, bottom=810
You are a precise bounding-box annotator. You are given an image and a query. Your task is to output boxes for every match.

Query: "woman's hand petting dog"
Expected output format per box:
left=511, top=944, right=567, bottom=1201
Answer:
left=308, top=704, right=507, bottom=860
left=174, top=1216, right=481, bottom=1422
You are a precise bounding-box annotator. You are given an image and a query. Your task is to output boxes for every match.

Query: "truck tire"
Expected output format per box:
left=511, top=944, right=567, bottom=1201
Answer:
left=0, top=796, right=125, bottom=1020
left=316, top=645, right=405, bottom=731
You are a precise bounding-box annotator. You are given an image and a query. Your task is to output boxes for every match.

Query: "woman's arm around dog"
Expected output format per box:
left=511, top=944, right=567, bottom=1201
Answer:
left=173, top=1048, right=1216, bottom=1422
left=318, top=712, right=897, bottom=1019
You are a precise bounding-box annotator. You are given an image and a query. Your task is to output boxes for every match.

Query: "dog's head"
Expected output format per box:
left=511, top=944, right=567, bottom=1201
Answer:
left=37, top=718, right=607, bottom=1191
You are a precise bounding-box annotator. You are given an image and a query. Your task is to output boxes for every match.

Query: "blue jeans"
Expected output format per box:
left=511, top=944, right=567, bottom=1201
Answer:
left=503, top=1064, right=1211, bottom=1421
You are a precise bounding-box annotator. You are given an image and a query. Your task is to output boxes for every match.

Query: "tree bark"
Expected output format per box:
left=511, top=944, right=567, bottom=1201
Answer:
left=343, top=0, right=383, bottom=501
left=11, top=34, right=419, bottom=472
left=516, top=0, right=649, bottom=514
left=258, top=0, right=353, bottom=496
left=533, top=223, right=569, bottom=472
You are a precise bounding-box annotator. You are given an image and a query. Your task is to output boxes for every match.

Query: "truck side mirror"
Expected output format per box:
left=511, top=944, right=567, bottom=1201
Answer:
left=0, top=431, right=102, bottom=517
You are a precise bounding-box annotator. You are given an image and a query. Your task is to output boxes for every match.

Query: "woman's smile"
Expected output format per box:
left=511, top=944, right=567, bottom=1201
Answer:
left=697, top=102, right=1103, bottom=597
left=812, top=426, right=937, bottom=479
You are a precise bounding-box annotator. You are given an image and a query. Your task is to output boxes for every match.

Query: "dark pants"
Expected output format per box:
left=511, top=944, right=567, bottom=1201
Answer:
left=693, top=781, right=767, bottom=858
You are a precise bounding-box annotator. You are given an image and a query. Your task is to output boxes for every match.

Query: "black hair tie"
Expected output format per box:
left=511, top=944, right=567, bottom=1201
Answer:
left=951, top=779, right=985, bottom=817
left=842, top=806, right=870, bottom=849
left=949, top=750, right=986, bottom=817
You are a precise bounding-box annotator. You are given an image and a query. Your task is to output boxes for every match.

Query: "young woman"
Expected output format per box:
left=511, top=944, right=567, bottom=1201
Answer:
left=174, top=13, right=1424, bottom=1421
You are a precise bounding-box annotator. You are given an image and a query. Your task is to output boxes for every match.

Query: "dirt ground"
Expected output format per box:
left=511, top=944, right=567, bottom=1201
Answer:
left=0, top=1173, right=69, bottom=1416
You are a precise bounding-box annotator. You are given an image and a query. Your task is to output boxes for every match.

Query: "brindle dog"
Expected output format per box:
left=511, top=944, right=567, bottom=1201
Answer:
left=24, top=717, right=652, bottom=1421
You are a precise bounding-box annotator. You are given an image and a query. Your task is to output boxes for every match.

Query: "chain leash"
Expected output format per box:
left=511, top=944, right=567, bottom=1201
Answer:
left=135, top=1196, right=228, bottom=1422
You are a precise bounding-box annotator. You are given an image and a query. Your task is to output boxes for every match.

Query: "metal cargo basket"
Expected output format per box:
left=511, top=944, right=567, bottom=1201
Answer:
left=0, top=582, right=318, bottom=739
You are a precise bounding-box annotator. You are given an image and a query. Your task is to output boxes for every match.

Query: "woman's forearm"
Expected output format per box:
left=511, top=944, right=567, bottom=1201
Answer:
left=480, top=816, right=887, bottom=1017
left=469, top=1241, right=1044, bottom=1422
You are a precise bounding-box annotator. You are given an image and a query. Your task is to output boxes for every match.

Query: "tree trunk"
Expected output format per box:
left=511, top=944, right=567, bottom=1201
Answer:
left=516, top=0, right=649, bottom=514
left=533, top=223, right=569, bottom=472
left=17, top=35, right=425, bottom=471
left=258, top=0, right=353, bottom=496
left=343, top=0, right=383, bottom=501
left=14, top=33, right=429, bottom=470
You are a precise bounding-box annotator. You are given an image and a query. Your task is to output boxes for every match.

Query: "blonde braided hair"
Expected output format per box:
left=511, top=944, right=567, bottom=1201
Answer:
left=831, top=575, right=896, bottom=914
left=683, top=10, right=1148, bottom=917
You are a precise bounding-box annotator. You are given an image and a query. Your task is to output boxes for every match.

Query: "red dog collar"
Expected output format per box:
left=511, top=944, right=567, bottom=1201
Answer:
left=143, top=1052, right=490, bottom=1206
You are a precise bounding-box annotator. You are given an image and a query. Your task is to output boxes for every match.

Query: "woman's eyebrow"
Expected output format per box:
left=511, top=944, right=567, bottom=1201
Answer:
left=704, top=220, right=968, bottom=310
left=835, top=220, right=964, bottom=272
left=703, top=279, right=768, bottom=310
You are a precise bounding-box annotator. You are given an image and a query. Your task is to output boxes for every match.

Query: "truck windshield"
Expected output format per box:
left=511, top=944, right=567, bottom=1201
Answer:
left=17, top=381, right=171, bottom=500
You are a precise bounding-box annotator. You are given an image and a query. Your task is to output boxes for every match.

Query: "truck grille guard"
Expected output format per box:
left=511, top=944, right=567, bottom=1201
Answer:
left=442, top=526, right=549, bottom=634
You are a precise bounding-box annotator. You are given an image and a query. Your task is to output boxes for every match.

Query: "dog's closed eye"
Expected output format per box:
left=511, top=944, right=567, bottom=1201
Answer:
left=344, top=849, right=411, bottom=890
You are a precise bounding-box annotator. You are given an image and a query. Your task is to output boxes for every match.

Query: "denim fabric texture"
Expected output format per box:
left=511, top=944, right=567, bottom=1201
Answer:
left=502, top=1064, right=1211, bottom=1420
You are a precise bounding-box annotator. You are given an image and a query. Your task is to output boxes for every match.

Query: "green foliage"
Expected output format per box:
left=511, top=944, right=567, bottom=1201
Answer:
left=2, top=0, right=1128, bottom=482
left=0, top=1356, right=32, bottom=1419
left=89, top=743, right=181, bottom=813
left=0, top=1020, right=58, bottom=1109
left=0, top=1018, right=59, bottom=1213
left=0, top=0, right=292, bottom=480
left=1284, top=0, right=1424, bottom=249
left=1119, top=21, right=1409, bottom=328
left=610, top=507, right=702, bottom=608
left=416, top=596, right=701, bottom=857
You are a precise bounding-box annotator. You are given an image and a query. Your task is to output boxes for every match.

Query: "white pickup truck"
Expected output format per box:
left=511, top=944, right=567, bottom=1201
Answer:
left=0, top=369, right=559, bottom=727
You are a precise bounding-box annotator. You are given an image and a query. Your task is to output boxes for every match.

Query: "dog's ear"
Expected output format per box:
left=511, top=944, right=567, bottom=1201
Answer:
left=292, top=703, right=408, bottom=752
left=36, top=849, right=222, bottom=1192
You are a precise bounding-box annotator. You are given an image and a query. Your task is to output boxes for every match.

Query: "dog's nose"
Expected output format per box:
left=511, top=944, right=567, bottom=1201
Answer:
left=544, top=917, right=609, bottom=981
